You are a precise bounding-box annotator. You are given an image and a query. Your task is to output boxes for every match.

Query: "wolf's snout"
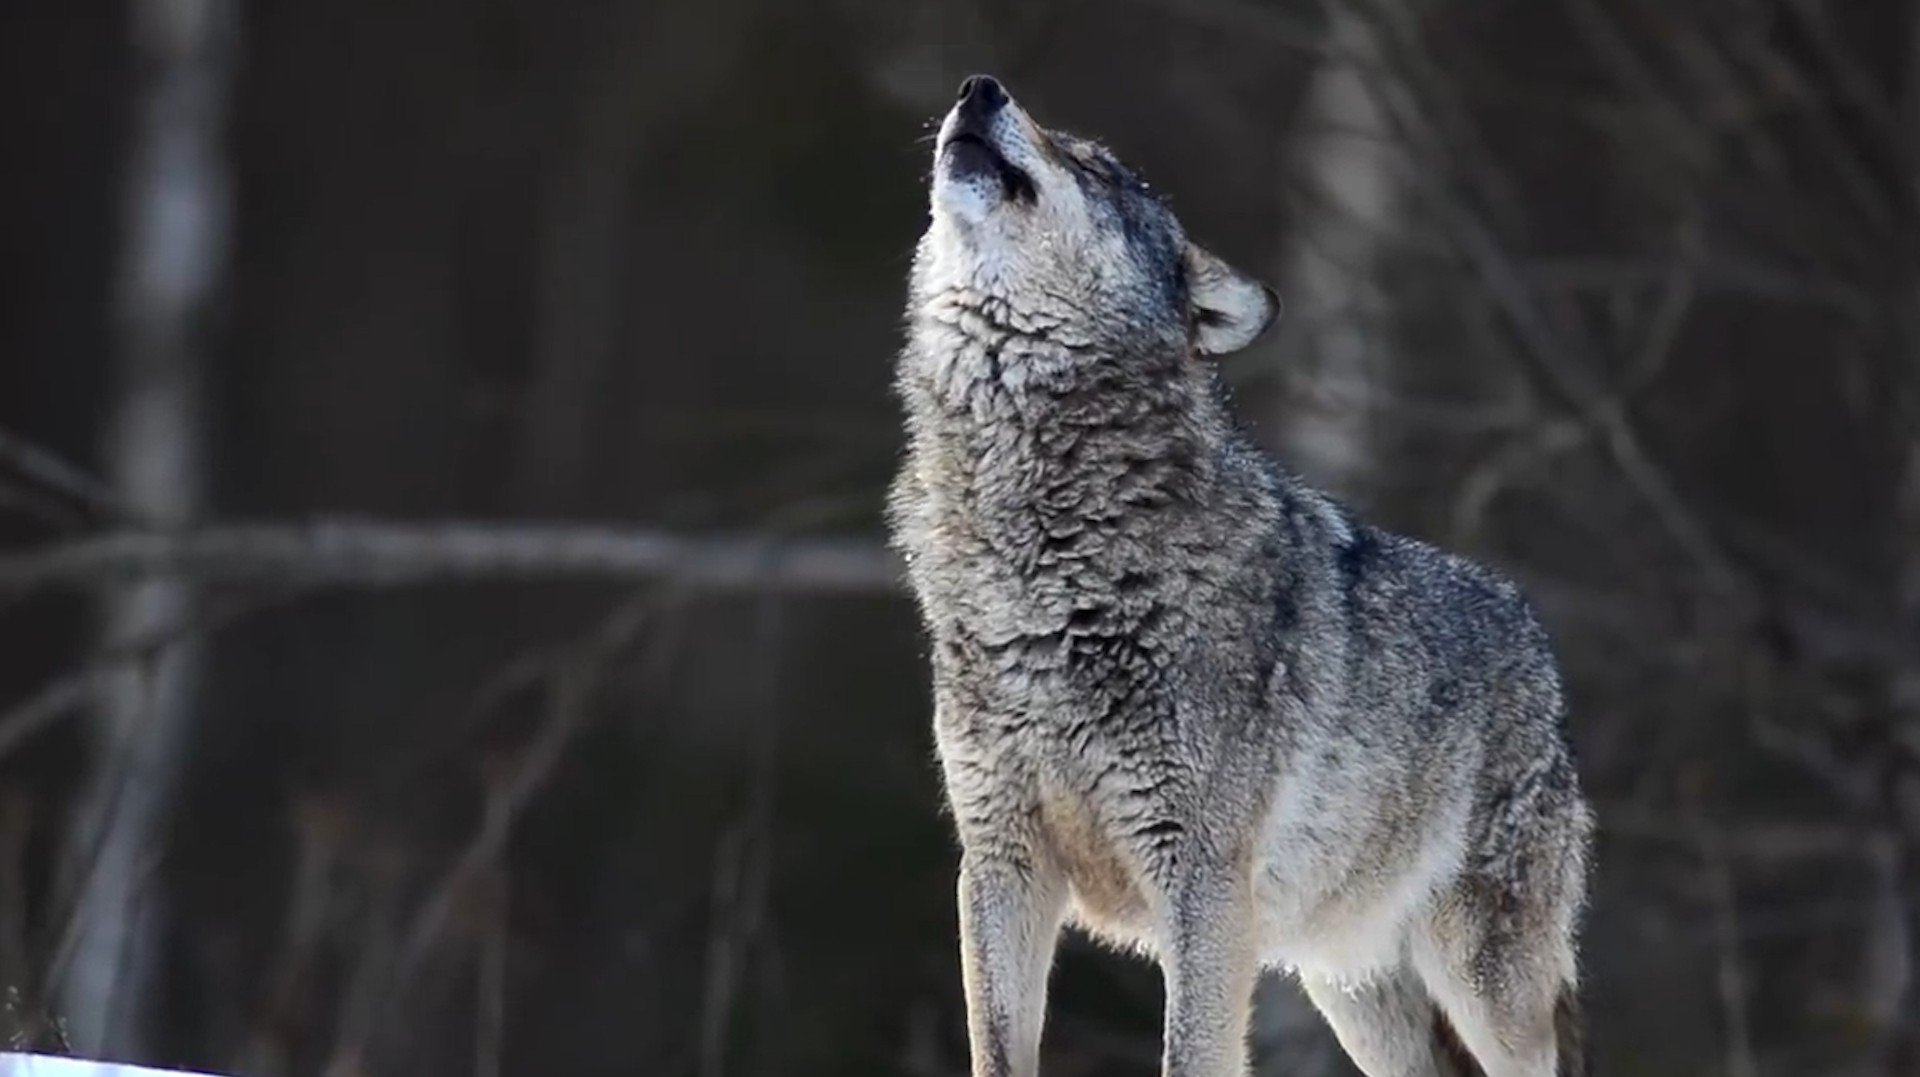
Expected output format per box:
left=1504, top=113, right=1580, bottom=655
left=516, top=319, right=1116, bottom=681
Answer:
left=934, top=72, right=1036, bottom=210
left=955, top=74, right=1008, bottom=117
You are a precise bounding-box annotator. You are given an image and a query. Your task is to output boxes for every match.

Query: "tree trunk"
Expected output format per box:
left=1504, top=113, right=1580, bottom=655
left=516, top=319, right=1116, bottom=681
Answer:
left=58, top=0, right=233, bottom=1056
left=1260, top=2, right=1406, bottom=509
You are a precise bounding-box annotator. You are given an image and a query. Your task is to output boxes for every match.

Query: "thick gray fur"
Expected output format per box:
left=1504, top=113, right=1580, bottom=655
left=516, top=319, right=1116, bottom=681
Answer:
left=886, top=75, right=1595, bottom=1077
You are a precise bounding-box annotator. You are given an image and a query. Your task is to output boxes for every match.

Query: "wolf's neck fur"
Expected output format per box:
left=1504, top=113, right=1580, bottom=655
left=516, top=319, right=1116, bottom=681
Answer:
left=894, top=284, right=1259, bottom=582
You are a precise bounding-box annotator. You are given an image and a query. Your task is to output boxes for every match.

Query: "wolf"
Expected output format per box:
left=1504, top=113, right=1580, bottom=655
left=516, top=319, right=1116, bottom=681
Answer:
left=884, top=74, right=1595, bottom=1077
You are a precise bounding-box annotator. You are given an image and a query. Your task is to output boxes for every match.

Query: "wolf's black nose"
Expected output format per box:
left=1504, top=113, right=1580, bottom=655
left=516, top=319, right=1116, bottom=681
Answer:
left=956, top=74, right=1007, bottom=114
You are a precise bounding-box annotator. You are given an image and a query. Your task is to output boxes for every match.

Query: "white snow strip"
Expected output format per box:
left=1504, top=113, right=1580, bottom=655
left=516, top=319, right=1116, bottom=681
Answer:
left=0, top=1055, right=226, bottom=1077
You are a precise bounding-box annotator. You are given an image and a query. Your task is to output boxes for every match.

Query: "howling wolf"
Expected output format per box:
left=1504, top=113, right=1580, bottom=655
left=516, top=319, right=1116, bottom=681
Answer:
left=885, top=74, right=1594, bottom=1077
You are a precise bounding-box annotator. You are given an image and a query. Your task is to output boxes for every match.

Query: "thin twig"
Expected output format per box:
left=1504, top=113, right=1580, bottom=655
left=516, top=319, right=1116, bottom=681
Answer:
left=0, top=426, right=146, bottom=528
left=1687, top=795, right=1760, bottom=1077
left=697, top=595, right=786, bottom=1077
left=0, top=589, right=299, bottom=760
left=475, top=870, right=508, bottom=1077
left=0, top=481, right=90, bottom=532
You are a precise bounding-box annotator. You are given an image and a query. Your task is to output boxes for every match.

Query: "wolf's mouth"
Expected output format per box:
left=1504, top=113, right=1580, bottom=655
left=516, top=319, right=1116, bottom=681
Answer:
left=944, top=132, right=1037, bottom=204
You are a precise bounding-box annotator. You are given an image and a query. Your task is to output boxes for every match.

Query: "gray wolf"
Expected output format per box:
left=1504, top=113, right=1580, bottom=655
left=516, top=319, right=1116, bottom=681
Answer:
left=885, top=74, right=1595, bottom=1077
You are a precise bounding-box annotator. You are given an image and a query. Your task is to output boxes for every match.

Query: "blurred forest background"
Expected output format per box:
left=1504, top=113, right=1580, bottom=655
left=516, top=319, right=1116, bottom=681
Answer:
left=3, top=0, right=1919, bottom=1074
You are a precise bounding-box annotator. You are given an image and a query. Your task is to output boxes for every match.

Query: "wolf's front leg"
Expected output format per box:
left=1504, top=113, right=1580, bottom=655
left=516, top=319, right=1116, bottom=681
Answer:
left=1158, top=864, right=1259, bottom=1077
left=956, top=851, right=1068, bottom=1077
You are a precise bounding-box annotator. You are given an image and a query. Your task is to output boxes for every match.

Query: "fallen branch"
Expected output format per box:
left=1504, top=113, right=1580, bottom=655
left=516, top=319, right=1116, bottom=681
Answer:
left=0, top=519, right=904, bottom=595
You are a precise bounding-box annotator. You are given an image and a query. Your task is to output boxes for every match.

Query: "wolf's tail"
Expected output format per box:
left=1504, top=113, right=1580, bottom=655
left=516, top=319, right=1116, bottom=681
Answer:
left=1427, top=983, right=1589, bottom=1077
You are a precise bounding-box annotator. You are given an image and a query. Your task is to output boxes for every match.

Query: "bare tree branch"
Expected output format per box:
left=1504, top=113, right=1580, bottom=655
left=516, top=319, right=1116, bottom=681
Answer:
left=0, top=519, right=904, bottom=596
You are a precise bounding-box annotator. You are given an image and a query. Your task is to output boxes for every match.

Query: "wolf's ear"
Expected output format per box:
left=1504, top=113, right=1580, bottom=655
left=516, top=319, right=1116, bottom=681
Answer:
left=1185, top=242, right=1280, bottom=356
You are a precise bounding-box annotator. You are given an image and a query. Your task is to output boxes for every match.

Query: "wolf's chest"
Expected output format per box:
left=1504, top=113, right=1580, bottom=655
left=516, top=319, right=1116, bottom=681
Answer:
left=1036, top=787, right=1156, bottom=940
left=935, top=611, right=1174, bottom=734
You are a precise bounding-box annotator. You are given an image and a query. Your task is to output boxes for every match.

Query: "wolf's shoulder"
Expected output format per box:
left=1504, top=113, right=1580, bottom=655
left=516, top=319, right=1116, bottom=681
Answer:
left=1347, top=519, right=1555, bottom=674
left=1242, top=452, right=1553, bottom=675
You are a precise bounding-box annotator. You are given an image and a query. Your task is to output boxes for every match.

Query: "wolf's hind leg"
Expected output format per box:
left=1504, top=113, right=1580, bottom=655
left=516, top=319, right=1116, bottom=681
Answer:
left=1300, top=964, right=1466, bottom=1077
left=1410, top=879, right=1585, bottom=1077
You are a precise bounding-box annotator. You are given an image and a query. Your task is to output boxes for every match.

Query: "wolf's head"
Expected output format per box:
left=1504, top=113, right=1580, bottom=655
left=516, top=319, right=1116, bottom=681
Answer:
left=914, top=74, right=1279, bottom=359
